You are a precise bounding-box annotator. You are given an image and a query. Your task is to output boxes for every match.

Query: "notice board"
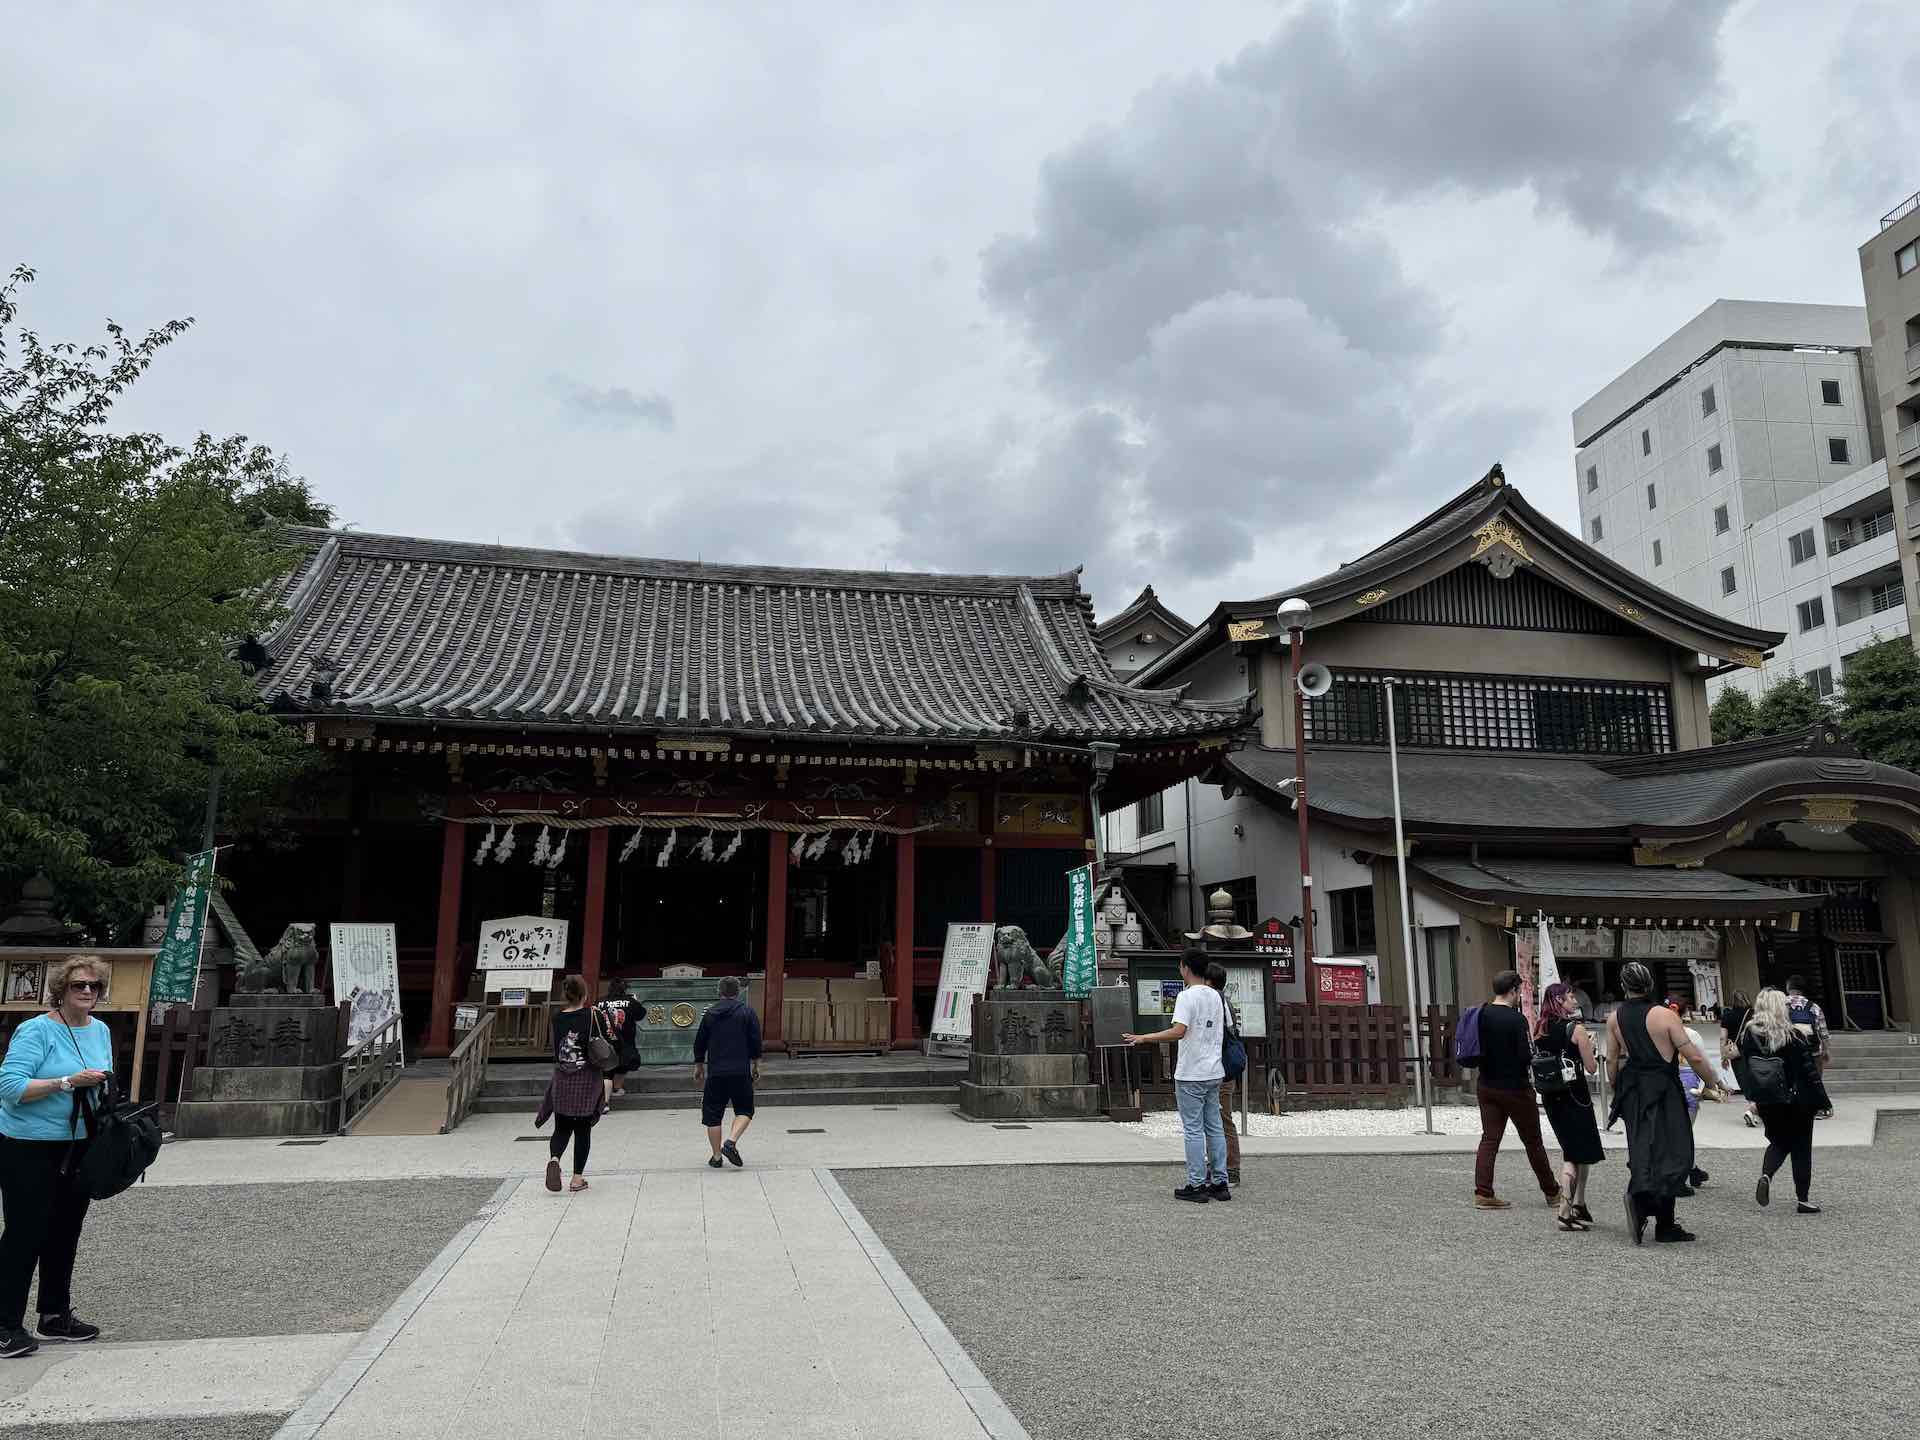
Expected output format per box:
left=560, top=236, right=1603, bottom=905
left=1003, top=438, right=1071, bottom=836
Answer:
left=930, top=922, right=995, bottom=1047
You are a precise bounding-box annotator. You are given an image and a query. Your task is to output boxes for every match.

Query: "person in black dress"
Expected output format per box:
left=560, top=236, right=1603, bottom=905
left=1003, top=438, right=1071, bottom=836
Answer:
left=1606, top=962, right=1726, bottom=1245
left=1535, top=983, right=1602, bottom=1232
left=1737, top=988, right=1826, bottom=1214
left=1717, top=990, right=1757, bottom=1129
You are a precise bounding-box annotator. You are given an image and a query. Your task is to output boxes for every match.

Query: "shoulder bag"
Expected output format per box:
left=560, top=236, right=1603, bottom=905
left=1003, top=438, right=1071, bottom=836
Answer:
left=1731, top=1031, right=1797, bottom=1107
left=1529, top=1023, right=1577, bottom=1095
left=1219, top=992, right=1246, bottom=1081
left=57, top=1019, right=162, bottom=1200
left=585, top=1007, right=618, bottom=1070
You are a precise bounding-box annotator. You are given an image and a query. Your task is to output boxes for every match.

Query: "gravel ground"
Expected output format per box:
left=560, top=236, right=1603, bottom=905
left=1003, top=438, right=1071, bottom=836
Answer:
left=33, top=1178, right=498, bottom=1342
left=1122, top=1106, right=1486, bottom=1139
left=0, top=1416, right=285, bottom=1440
left=840, top=1119, right=1920, bottom=1439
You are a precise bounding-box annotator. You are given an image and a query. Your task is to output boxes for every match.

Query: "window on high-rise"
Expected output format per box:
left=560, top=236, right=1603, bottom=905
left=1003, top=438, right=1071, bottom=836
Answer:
left=1707, top=443, right=1723, bottom=474
left=1829, top=436, right=1851, bottom=464
left=1641, top=429, right=1651, bottom=456
left=1701, top=385, right=1717, bottom=417
left=1721, top=566, right=1738, bottom=596
left=1796, top=597, right=1825, bottom=632
left=1806, top=665, right=1834, bottom=698
left=1788, top=529, right=1816, bottom=565
left=1821, top=379, right=1842, bottom=406
left=1591, top=516, right=1604, bottom=542
left=1646, top=482, right=1657, bottom=510
left=1651, top=539, right=1663, bottom=568
left=1586, top=465, right=1598, bottom=492
left=1897, top=240, right=1919, bottom=276
left=1714, top=505, right=1731, bottom=535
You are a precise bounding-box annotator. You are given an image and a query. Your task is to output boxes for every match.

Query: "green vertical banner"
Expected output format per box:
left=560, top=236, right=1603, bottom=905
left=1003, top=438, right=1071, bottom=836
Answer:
left=1062, top=863, right=1098, bottom=997
left=151, top=849, right=216, bottom=1008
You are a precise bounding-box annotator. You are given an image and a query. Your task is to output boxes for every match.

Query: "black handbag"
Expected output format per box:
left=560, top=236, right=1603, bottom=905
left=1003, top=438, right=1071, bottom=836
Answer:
left=1531, top=1049, right=1575, bottom=1095
left=585, top=1007, right=618, bottom=1070
left=57, top=1020, right=161, bottom=1200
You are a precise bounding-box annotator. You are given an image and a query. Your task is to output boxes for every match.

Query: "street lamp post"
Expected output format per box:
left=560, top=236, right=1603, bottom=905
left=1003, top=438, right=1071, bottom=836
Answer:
left=1278, top=596, right=1316, bottom=1006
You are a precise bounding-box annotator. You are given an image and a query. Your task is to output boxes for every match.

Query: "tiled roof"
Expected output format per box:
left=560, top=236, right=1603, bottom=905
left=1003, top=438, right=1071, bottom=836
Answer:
left=1410, top=858, right=1821, bottom=919
left=1094, top=586, right=1194, bottom=643
left=1221, top=732, right=1920, bottom=839
left=254, top=529, right=1247, bottom=745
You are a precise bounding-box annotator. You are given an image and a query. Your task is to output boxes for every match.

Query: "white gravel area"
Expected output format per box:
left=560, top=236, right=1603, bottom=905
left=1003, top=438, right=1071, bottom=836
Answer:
left=1122, top=1105, right=1485, bottom=1139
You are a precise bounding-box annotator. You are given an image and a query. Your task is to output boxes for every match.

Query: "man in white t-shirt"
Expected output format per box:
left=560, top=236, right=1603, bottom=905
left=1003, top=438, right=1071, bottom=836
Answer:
left=1123, top=949, right=1229, bottom=1202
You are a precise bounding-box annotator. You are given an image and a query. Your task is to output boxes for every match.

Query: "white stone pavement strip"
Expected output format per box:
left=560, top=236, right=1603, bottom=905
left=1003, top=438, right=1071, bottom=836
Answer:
left=0, top=1333, right=355, bottom=1425
left=291, top=1166, right=1007, bottom=1440
left=142, top=1093, right=1920, bottom=1188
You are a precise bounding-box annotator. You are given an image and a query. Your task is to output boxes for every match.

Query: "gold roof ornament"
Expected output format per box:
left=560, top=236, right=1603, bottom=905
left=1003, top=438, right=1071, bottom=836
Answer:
left=1729, top=648, right=1765, bottom=669
left=1355, top=589, right=1390, bottom=606
left=1226, top=619, right=1270, bottom=642
left=1802, top=797, right=1857, bottom=835
left=1469, top=517, right=1532, bottom=579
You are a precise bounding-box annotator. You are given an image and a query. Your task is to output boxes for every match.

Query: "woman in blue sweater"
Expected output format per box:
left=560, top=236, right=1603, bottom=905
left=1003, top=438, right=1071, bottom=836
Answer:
left=0, top=955, right=115, bottom=1359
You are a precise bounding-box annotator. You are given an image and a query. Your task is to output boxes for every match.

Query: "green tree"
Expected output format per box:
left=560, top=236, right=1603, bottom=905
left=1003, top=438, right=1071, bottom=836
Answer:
left=1753, top=676, right=1826, bottom=736
left=1839, top=638, right=1920, bottom=771
left=0, top=266, right=330, bottom=937
left=1710, top=686, right=1760, bottom=744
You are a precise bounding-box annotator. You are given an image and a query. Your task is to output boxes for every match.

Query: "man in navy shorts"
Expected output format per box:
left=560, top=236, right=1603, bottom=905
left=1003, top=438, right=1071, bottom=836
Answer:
left=692, top=977, right=761, bottom=1168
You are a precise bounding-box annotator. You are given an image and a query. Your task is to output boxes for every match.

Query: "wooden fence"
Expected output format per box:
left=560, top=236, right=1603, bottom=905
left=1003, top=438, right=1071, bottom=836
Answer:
left=1269, top=1004, right=1463, bottom=1102
left=442, top=1009, right=496, bottom=1134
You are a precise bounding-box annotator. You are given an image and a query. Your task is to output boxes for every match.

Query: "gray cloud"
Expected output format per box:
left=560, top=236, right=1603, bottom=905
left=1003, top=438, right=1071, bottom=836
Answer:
left=552, top=377, right=675, bottom=431
left=946, top=0, right=1748, bottom=592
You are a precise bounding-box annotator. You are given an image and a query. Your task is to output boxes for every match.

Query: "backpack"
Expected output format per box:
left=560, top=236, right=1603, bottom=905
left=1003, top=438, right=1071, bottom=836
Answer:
left=1733, top=1040, right=1799, bottom=1107
left=54, top=1016, right=162, bottom=1199
left=1219, top=992, right=1246, bottom=1081
left=69, top=1088, right=164, bottom=1201
left=1454, top=1005, right=1484, bottom=1068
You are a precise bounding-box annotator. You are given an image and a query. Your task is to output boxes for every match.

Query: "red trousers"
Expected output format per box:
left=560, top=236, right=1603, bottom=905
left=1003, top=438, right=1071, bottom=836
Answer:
left=1474, top=1084, right=1559, bottom=1198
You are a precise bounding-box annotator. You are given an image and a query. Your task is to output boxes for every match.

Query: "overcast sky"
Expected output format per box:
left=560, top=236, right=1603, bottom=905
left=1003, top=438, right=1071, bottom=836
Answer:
left=7, top=2, right=1916, bottom=626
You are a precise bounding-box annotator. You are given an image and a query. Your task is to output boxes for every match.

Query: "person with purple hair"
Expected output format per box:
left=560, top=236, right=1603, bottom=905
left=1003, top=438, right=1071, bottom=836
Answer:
left=1535, top=983, right=1602, bottom=1232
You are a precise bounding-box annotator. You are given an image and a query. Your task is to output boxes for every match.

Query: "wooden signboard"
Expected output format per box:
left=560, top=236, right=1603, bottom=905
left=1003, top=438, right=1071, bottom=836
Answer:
left=0, top=948, right=157, bottom=1100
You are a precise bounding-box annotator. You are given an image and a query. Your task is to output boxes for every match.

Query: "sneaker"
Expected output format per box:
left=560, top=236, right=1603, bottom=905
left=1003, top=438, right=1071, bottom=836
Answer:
left=1676, top=1186, right=1695, bottom=1198
left=1173, top=1185, right=1211, bottom=1204
left=1208, top=1181, right=1232, bottom=1201
left=0, top=1327, right=37, bottom=1360
left=544, top=1159, right=562, bottom=1193
left=1653, top=1226, right=1697, bottom=1243
left=1472, top=1194, right=1511, bottom=1210
left=722, top=1139, right=743, bottom=1168
left=1756, top=1173, right=1771, bottom=1207
left=707, top=1155, right=723, bottom=1168
left=1817, top=1108, right=1833, bottom=1121
left=35, top=1313, right=98, bottom=1343
left=1796, top=1200, right=1822, bottom=1215
left=1742, top=1111, right=1758, bottom=1129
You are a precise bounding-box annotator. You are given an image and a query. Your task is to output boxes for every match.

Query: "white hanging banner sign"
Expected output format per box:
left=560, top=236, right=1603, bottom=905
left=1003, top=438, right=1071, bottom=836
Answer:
left=329, top=923, right=404, bottom=1058
left=930, top=923, right=995, bottom=1046
left=476, top=915, right=569, bottom=970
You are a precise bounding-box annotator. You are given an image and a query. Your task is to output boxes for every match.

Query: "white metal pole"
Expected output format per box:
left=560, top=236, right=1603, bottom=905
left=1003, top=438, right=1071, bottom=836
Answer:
left=1385, top=681, right=1432, bottom=1128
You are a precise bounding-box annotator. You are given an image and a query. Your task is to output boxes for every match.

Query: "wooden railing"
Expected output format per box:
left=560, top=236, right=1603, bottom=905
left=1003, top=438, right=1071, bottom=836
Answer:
left=338, top=1012, right=404, bottom=1134
left=441, top=1009, right=497, bottom=1134
left=1269, top=1003, right=1464, bottom=1101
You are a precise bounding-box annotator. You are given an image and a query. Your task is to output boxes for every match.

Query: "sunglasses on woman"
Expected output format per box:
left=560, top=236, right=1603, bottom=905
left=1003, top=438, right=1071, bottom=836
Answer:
left=67, top=980, right=104, bottom=993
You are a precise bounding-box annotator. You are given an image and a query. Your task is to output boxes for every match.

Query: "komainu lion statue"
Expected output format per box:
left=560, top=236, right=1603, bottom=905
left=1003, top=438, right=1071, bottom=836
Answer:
left=993, top=924, right=1056, bottom=990
left=240, top=923, right=319, bottom=993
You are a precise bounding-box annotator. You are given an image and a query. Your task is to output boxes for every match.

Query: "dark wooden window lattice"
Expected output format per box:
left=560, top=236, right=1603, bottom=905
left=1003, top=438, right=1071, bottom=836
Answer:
left=1305, top=669, right=1673, bottom=756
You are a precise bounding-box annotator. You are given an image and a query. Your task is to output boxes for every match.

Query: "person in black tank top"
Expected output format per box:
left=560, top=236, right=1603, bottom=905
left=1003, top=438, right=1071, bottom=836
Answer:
left=1605, top=963, right=1726, bottom=1244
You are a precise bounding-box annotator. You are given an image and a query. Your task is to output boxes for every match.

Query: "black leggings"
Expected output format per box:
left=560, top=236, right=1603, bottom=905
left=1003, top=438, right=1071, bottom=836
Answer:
left=550, top=1113, right=595, bottom=1174
left=0, top=1137, right=90, bottom=1330
left=1761, top=1106, right=1816, bottom=1201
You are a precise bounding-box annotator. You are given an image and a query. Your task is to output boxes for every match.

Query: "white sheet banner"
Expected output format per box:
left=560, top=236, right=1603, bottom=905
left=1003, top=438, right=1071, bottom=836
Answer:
left=329, top=922, right=403, bottom=1057
left=476, top=916, right=569, bottom=970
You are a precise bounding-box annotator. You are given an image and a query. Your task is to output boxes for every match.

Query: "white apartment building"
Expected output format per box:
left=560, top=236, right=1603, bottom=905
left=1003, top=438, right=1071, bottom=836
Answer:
left=1571, top=300, right=1906, bottom=700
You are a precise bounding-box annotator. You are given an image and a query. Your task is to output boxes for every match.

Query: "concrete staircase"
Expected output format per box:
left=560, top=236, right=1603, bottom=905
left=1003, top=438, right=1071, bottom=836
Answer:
left=469, top=1054, right=966, bottom=1114
left=1821, top=1031, right=1920, bottom=1095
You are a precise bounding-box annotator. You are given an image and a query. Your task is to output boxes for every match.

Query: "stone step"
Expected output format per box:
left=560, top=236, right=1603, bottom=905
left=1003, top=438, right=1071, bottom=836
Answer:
left=479, top=1063, right=962, bottom=1096
left=469, top=1084, right=959, bottom=1114
left=1813, top=1066, right=1920, bottom=1084
left=1822, top=1079, right=1920, bottom=1095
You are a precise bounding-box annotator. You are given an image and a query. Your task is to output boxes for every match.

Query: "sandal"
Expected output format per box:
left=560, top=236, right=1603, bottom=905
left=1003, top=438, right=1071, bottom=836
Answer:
left=568, top=1176, right=589, bottom=1193
left=1554, top=1211, right=1590, bottom=1232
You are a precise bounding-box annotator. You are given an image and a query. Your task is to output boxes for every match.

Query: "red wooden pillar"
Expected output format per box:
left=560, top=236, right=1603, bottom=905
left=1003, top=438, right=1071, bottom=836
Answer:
left=427, top=815, right=465, bottom=1055
left=763, top=831, right=789, bottom=1045
left=580, top=826, right=610, bottom=998
left=893, top=829, right=916, bottom=1044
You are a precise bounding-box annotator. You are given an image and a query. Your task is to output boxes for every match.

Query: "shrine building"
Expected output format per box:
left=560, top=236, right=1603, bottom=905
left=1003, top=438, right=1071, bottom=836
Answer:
left=224, top=530, right=1247, bottom=1054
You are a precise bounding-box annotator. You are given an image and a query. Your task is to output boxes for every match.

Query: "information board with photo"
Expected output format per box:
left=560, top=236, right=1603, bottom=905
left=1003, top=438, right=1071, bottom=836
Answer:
left=330, top=922, right=403, bottom=1055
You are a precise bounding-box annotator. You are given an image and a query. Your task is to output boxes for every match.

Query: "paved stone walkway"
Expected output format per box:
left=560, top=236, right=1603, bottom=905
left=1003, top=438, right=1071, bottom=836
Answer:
left=288, top=1168, right=1010, bottom=1440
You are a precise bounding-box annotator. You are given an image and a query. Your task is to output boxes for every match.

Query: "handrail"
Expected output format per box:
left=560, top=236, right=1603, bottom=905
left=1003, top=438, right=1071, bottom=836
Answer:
left=338, top=1012, right=405, bottom=1135
left=441, top=1009, right=497, bottom=1134
left=1883, top=190, right=1920, bottom=229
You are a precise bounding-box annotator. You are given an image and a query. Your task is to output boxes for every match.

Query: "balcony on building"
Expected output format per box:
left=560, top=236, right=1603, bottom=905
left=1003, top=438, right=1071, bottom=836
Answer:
left=1907, top=312, right=1920, bottom=378
left=1833, top=561, right=1908, bottom=641
left=1898, top=397, right=1920, bottom=467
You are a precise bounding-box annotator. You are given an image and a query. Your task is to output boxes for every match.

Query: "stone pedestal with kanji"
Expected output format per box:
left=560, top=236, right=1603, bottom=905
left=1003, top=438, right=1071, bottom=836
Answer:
left=173, top=993, right=344, bottom=1138
left=957, top=990, right=1101, bottom=1121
